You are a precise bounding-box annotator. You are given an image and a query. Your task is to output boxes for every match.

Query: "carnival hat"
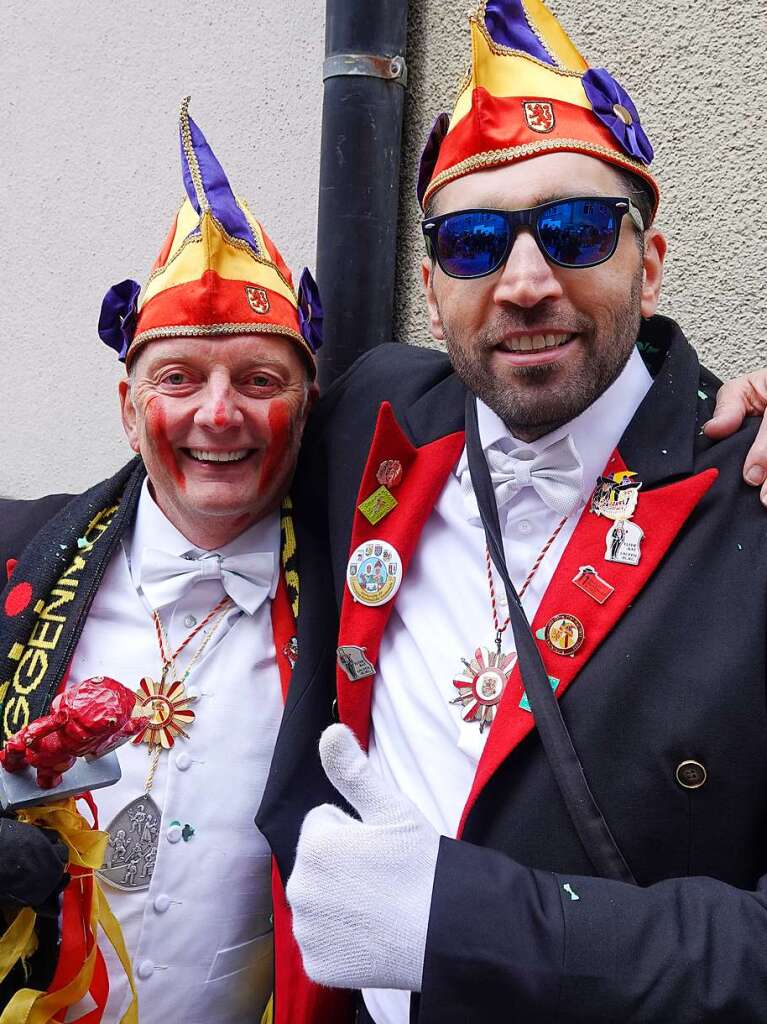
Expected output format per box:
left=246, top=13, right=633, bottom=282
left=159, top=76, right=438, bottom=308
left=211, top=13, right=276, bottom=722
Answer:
left=98, top=98, right=322, bottom=374
left=418, top=0, right=659, bottom=218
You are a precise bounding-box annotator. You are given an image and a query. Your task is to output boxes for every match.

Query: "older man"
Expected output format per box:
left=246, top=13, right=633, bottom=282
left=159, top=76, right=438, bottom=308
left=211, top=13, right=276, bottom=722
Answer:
left=0, top=101, right=336, bottom=1024
left=262, top=2, right=767, bottom=1021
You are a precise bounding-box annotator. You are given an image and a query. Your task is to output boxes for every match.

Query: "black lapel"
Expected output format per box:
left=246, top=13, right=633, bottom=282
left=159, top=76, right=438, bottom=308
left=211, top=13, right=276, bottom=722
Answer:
left=0, top=458, right=145, bottom=740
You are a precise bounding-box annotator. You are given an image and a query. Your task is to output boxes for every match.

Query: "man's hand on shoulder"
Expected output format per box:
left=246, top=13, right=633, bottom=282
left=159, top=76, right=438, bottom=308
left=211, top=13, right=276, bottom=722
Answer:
left=706, top=370, right=767, bottom=506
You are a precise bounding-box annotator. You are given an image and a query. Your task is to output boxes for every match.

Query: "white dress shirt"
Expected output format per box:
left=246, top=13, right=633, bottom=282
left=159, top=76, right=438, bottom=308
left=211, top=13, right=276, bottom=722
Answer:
left=66, top=480, right=283, bottom=1024
left=364, top=347, right=652, bottom=1024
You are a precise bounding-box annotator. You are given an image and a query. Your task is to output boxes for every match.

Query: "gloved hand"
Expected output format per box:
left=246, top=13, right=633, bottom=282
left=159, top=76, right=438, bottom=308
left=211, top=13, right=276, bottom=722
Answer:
left=0, top=817, right=69, bottom=909
left=286, top=723, right=441, bottom=992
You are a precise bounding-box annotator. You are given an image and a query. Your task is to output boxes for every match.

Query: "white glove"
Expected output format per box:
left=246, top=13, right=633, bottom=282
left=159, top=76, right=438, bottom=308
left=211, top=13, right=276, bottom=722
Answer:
left=286, top=723, right=441, bottom=991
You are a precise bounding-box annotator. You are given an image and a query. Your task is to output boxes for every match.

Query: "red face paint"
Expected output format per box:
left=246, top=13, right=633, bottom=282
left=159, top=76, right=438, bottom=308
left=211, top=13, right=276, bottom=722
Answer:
left=258, top=399, right=292, bottom=497
left=213, top=401, right=228, bottom=428
left=146, top=400, right=185, bottom=490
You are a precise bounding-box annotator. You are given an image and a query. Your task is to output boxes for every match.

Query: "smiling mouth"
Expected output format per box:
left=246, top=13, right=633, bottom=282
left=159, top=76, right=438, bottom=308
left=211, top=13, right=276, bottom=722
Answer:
left=183, top=448, right=256, bottom=464
left=498, top=332, right=576, bottom=353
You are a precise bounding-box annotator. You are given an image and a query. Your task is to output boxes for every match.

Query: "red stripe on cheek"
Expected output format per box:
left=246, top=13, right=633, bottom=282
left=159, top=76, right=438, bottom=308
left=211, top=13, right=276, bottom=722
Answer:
left=259, top=400, right=291, bottom=496
left=146, top=400, right=185, bottom=490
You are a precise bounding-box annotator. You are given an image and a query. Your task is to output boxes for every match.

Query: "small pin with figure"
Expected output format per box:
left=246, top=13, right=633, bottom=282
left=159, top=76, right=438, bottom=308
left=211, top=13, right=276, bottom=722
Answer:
left=563, top=882, right=580, bottom=901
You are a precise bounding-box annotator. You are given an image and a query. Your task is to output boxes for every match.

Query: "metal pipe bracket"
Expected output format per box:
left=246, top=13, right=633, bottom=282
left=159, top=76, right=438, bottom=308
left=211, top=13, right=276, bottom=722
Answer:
left=323, top=52, right=408, bottom=87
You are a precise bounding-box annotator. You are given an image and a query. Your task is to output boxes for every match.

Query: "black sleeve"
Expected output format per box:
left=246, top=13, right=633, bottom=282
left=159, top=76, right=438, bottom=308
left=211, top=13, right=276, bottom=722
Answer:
left=420, top=836, right=767, bottom=1022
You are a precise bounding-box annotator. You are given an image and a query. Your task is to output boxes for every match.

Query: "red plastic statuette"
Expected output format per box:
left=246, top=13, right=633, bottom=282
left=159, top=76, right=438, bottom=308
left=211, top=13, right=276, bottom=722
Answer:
left=0, top=676, right=148, bottom=789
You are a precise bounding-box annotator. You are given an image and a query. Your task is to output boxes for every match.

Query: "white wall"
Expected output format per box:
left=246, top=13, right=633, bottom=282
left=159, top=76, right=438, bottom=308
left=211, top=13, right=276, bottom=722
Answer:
left=0, top=0, right=324, bottom=498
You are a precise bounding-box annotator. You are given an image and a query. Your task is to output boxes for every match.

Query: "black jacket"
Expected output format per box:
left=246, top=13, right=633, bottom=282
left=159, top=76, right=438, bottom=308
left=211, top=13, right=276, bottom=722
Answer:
left=258, top=317, right=767, bottom=1022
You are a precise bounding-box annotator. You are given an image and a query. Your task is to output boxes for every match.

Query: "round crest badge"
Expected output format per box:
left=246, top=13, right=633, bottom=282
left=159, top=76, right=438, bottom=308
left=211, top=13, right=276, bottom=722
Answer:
left=346, top=540, right=403, bottom=607
left=544, top=614, right=585, bottom=656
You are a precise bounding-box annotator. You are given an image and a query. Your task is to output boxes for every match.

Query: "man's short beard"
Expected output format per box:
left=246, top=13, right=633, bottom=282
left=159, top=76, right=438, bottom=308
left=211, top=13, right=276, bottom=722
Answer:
left=444, top=269, right=644, bottom=440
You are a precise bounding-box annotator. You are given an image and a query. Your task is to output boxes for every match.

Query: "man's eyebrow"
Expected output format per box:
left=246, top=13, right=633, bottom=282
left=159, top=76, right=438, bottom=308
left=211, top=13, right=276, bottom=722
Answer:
left=466, top=190, right=611, bottom=210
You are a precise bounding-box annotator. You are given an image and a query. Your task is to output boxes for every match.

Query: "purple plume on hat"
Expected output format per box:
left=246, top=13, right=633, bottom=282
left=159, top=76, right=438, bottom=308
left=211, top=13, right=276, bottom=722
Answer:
left=417, top=113, right=451, bottom=208
left=179, top=97, right=262, bottom=256
left=297, top=268, right=323, bottom=354
left=484, top=0, right=555, bottom=64
left=582, top=69, right=654, bottom=166
left=98, top=279, right=141, bottom=362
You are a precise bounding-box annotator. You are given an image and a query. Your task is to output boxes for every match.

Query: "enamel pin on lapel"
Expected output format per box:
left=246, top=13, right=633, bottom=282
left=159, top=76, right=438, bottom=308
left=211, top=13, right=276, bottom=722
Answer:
left=337, top=645, right=376, bottom=681
left=591, top=470, right=644, bottom=566
left=572, top=565, right=614, bottom=604
left=346, top=540, right=403, bottom=606
left=544, top=614, right=585, bottom=656
left=376, top=459, right=403, bottom=488
left=358, top=486, right=397, bottom=526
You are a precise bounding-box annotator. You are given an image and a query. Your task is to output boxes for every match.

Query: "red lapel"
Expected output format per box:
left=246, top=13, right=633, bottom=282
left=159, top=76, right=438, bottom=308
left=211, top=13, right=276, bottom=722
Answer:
left=457, top=453, right=718, bottom=836
left=271, top=571, right=296, bottom=704
left=337, top=402, right=464, bottom=748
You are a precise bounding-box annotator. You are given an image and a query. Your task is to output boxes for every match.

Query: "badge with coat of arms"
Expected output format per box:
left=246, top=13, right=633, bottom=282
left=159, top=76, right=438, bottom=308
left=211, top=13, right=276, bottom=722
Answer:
left=523, top=101, right=555, bottom=133
left=245, top=285, right=271, bottom=314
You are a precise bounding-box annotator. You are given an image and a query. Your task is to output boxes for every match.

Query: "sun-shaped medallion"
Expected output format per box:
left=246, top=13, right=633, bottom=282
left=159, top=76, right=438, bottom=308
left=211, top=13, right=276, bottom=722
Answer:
left=451, top=646, right=517, bottom=733
left=131, top=676, right=196, bottom=749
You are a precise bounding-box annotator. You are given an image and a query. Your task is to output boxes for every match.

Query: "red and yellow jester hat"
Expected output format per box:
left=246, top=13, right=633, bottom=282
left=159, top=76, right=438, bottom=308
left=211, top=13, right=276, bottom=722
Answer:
left=98, top=98, right=323, bottom=375
left=418, top=0, right=659, bottom=219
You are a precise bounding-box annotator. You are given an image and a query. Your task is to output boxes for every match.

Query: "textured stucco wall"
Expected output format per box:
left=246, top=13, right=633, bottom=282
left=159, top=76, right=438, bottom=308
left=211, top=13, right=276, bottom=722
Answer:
left=396, top=0, right=766, bottom=374
left=3, top=1, right=765, bottom=499
left=0, top=0, right=323, bottom=498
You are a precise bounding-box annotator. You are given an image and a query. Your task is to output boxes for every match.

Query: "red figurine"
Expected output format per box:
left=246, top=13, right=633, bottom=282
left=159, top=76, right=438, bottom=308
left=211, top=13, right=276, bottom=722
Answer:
left=0, top=676, right=147, bottom=789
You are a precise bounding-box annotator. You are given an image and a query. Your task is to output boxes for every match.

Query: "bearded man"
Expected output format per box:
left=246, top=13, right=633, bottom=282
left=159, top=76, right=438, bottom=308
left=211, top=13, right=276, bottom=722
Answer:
left=259, top=2, right=767, bottom=1021
left=0, top=101, right=343, bottom=1024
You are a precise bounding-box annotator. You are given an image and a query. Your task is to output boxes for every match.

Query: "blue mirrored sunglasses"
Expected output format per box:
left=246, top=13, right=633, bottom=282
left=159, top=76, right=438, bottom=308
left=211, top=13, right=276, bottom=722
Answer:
left=422, top=196, right=644, bottom=279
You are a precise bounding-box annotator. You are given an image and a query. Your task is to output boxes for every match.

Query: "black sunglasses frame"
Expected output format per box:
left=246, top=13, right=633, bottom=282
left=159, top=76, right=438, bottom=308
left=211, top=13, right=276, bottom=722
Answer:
left=422, top=196, right=645, bottom=279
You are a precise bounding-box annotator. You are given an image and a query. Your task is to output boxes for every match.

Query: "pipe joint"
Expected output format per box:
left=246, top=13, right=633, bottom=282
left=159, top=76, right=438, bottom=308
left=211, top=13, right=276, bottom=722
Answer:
left=323, top=52, right=408, bottom=87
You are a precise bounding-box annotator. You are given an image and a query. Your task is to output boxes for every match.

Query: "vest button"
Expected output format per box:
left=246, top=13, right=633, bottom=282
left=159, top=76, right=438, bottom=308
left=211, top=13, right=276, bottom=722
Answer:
left=137, top=959, right=154, bottom=980
left=153, top=894, right=171, bottom=914
left=676, top=760, right=707, bottom=789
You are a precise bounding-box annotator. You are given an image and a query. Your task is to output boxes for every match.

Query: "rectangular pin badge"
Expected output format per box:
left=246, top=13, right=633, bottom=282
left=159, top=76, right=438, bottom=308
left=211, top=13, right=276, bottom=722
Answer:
left=572, top=565, right=614, bottom=604
left=358, top=486, right=397, bottom=526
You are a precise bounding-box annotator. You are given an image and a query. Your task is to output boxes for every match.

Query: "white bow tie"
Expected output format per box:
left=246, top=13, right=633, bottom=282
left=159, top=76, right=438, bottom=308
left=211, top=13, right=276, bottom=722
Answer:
left=139, top=548, right=276, bottom=615
left=460, top=434, right=584, bottom=521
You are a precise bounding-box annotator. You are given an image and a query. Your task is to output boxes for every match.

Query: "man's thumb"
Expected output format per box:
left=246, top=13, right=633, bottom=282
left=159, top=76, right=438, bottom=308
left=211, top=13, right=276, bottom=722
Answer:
left=319, top=723, right=399, bottom=824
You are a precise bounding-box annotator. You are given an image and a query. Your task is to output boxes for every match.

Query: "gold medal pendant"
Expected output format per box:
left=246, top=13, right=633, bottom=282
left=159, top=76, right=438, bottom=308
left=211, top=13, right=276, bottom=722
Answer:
left=452, top=645, right=517, bottom=733
left=131, top=675, right=196, bottom=749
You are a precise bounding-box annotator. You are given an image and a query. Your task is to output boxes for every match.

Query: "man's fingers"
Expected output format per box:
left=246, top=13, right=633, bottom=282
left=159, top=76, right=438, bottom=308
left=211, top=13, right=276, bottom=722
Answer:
left=705, top=377, right=767, bottom=491
left=703, top=381, right=749, bottom=440
left=319, top=723, right=401, bottom=824
left=744, top=416, right=767, bottom=493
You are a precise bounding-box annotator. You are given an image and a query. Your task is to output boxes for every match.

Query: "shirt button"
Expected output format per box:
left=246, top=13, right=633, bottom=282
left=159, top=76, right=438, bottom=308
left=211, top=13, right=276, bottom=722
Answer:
left=167, top=824, right=183, bottom=844
left=518, top=520, right=532, bottom=535
left=186, top=687, right=201, bottom=702
left=153, top=894, right=171, bottom=914
left=137, top=959, right=154, bottom=980
left=175, top=752, right=191, bottom=772
left=676, top=760, right=707, bottom=789
left=184, top=614, right=197, bottom=628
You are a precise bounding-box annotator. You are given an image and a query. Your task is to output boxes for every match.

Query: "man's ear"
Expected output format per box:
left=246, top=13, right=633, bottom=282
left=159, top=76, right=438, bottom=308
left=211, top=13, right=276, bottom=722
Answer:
left=421, top=257, right=446, bottom=342
left=640, top=228, right=667, bottom=318
left=118, top=378, right=140, bottom=453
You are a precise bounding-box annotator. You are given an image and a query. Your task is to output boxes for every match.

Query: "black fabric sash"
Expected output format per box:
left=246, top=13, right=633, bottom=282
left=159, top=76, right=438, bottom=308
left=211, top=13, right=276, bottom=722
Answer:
left=464, top=393, right=636, bottom=885
left=0, top=459, right=146, bottom=743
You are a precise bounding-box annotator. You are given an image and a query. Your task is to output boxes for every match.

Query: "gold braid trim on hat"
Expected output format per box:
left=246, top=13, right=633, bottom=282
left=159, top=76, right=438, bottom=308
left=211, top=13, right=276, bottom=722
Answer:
left=179, top=96, right=208, bottom=212
left=212, top=216, right=298, bottom=299
left=471, top=15, right=584, bottom=77
left=424, top=136, right=655, bottom=206
left=141, top=230, right=203, bottom=294
left=129, top=322, right=313, bottom=361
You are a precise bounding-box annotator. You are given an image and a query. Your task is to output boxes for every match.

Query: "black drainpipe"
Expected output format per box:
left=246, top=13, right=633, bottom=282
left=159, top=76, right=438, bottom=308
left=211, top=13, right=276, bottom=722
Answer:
left=316, top=0, right=408, bottom=388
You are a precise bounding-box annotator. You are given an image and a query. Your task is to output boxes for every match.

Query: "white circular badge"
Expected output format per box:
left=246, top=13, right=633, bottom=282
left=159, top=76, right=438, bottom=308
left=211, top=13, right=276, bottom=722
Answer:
left=346, top=540, right=403, bottom=607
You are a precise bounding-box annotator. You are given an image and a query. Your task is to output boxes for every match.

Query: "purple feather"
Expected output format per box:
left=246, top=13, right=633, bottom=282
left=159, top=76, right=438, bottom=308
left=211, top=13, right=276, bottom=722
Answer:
left=417, top=113, right=451, bottom=208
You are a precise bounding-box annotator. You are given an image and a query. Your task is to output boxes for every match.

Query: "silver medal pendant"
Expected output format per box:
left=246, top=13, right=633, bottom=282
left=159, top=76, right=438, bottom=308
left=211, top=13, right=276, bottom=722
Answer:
left=97, top=794, right=162, bottom=891
left=451, top=644, right=517, bottom=733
